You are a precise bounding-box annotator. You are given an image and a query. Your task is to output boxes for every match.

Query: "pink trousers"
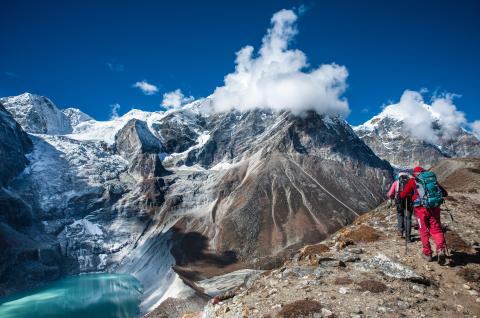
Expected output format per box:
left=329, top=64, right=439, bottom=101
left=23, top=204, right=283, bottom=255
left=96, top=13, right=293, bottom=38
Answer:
left=414, top=206, right=445, bottom=256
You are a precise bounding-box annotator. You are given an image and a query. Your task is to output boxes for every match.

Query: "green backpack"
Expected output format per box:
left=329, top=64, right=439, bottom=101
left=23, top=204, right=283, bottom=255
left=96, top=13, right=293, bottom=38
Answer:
left=414, top=171, right=444, bottom=208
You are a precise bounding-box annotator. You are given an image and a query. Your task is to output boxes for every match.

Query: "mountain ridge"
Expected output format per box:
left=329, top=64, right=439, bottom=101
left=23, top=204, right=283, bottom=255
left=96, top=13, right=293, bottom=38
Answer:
left=354, top=102, right=480, bottom=168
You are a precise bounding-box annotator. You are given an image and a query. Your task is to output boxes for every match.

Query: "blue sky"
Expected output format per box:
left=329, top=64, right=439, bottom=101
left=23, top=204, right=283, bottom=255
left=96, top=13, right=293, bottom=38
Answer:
left=1, top=0, right=479, bottom=125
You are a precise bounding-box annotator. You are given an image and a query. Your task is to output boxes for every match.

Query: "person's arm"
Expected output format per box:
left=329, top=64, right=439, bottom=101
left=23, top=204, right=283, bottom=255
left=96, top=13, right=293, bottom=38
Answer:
left=400, top=179, right=415, bottom=199
left=387, top=181, right=397, bottom=199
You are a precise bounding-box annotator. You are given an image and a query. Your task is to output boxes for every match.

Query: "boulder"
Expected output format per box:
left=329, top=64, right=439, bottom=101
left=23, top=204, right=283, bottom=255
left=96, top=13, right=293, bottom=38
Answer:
left=356, top=253, right=429, bottom=284
left=196, top=269, right=263, bottom=297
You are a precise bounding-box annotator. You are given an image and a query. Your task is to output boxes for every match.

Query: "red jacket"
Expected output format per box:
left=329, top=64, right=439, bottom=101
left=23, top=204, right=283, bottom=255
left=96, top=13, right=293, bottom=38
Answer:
left=400, top=177, right=448, bottom=204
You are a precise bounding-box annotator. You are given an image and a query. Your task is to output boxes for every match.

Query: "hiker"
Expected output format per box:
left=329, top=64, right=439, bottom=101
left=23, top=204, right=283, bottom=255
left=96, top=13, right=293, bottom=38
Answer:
left=388, top=172, right=413, bottom=241
left=400, top=166, right=449, bottom=264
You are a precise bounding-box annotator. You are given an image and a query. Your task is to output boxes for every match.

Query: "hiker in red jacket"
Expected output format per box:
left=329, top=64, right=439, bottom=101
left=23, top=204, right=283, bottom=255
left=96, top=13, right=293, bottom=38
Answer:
left=400, top=166, right=448, bottom=264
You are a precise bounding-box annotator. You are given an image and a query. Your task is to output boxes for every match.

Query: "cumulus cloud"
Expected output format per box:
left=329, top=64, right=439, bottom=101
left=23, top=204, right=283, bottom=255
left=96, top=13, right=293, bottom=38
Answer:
left=161, top=89, right=194, bottom=109
left=430, top=93, right=466, bottom=137
left=470, top=120, right=480, bottom=139
left=110, top=103, right=121, bottom=119
left=133, top=80, right=159, bottom=95
left=381, top=90, right=468, bottom=143
left=211, top=8, right=349, bottom=116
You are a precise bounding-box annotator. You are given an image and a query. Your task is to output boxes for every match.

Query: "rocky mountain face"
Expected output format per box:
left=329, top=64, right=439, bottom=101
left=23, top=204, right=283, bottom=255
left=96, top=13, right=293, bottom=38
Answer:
left=167, top=109, right=392, bottom=263
left=0, top=93, right=393, bottom=314
left=0, top=102, right=62, bottom=296
left=0, top=93, right=72, bottom=134
left=0, top=103, right=32, bottom=186
left=62, top=107, right=93, bottom=128
left=354, top=110, right=480, bottom=169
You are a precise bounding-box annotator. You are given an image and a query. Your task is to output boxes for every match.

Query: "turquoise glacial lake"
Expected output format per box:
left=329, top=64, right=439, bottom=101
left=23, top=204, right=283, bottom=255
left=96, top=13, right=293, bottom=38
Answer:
left=0, top=273, right=143, bottom=318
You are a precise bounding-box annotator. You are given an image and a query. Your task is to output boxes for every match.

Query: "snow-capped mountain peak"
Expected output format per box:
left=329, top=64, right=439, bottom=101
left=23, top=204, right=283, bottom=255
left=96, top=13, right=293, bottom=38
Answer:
left=62, top=107, right=93, bottom=128
left=354, top=103, right=480, bottom=168
left=0, top=92, right=72, bottom=134
left=355, top=102, right=440, bottom=133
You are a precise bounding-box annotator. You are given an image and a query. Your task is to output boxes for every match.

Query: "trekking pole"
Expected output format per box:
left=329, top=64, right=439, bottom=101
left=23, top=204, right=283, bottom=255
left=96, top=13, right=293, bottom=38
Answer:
left=386, top=198, right=393, bottom=224
left=442, top=201, right=453, bottom=257
left=404, top=198, right=408, bottom=254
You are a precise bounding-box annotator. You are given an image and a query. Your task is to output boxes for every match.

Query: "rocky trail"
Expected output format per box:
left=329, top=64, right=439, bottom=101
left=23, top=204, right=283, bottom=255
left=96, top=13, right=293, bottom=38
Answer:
left=171, top=158, right=480, bottom=318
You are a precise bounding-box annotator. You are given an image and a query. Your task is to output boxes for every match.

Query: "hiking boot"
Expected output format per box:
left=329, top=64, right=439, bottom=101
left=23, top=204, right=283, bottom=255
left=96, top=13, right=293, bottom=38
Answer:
left=437, top=249, right=446, bottom=266
left=421, top=253, right=433, bottom=262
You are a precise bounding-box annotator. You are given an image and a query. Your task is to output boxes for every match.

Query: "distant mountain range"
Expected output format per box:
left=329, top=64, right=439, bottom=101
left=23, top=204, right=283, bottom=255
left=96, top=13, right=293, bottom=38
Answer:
left=354, top=103, right=480, bottom=169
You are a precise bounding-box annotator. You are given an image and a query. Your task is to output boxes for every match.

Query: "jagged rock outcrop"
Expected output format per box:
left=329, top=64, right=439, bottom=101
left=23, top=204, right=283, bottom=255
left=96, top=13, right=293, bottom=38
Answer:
left=0, top=102, right=32, bottom=186
left=0, top=93, right=72, bottom=134
left=151, top=110, right=204, bottom=153
left=115, top=119, right=164, bottom=158
left=128, top=153, right=165, bottom=178
left=115, top=118, right=166, bottom=178
left=62, top=107, right=93, bottom=129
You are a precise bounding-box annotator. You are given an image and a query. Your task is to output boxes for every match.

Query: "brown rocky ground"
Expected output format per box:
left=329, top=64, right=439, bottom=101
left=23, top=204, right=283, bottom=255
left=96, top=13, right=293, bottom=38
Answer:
left=156, top=158, right=480, bottom=318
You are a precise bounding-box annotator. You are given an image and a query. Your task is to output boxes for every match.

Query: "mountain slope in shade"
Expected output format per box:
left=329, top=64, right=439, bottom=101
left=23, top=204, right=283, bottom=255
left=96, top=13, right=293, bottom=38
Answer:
left=354, top=105, right=480, bottom=168
left=0, top=101, right=63, bottom=296
left=0, top=102, right=32, bottom=186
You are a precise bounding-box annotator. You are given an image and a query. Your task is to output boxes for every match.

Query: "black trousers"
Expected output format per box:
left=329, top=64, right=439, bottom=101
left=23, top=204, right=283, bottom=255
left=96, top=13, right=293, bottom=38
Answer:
left=396, top=203, right=412, bottom=239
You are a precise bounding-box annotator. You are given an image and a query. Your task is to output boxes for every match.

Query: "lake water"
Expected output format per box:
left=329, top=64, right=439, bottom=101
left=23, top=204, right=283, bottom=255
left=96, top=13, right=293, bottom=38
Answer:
left=0, top=273, right=143, bottom=318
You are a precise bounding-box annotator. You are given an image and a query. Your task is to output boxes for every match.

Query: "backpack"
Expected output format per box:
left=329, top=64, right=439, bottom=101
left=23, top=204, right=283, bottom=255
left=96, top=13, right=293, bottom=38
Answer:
left=395, top=174, right=410, bottom=204
left=414, top=171, right=444, bottom=208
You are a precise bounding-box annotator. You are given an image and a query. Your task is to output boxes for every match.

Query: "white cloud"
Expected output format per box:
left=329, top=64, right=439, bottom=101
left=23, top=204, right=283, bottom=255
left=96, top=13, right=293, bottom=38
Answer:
left=470, top=120, right=480, bottom=139
left=110, top=103, right=120, bottom=119
left=211, top=8, right=349, bottom=117
left=161, top=89, right=194, bottom=109
left=381, top=90, right=468, bottom=143
left=430, top=93, right=466, bottom=137
left=133, top=80, right=159, bottom=95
